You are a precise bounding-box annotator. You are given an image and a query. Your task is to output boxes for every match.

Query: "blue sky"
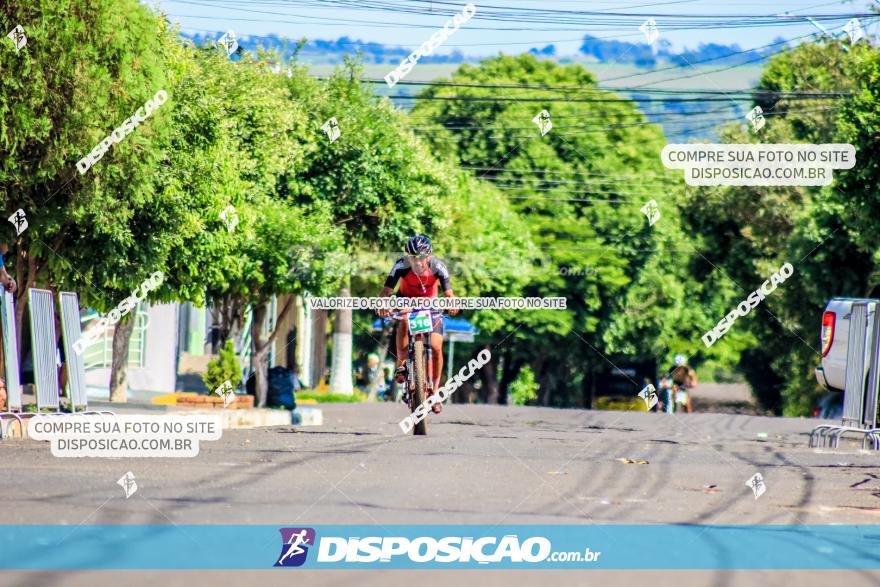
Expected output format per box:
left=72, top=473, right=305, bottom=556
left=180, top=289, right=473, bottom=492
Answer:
left=152, top=0, right=880, bottom=57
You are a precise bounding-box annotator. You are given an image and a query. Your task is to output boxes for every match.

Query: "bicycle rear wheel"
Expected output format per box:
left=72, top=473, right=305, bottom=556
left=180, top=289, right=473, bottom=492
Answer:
left=411, top=338, right=427, bottom=436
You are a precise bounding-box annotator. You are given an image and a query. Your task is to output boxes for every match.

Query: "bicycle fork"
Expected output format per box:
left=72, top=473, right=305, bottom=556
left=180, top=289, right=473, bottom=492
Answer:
left=405, top=332, right=434, bottom=407
left=407, top=337, right=415, bottom=393
left=426, top=335, right=433, bottom=394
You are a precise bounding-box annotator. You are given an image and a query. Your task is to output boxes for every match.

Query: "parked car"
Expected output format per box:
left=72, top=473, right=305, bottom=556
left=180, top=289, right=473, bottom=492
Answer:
left=815, top=297, right=878, bottom=392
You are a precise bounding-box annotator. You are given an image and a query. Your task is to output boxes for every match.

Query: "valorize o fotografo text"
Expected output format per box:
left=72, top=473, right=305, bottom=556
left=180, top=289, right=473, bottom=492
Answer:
left=306, top=297, right=567, bottom=310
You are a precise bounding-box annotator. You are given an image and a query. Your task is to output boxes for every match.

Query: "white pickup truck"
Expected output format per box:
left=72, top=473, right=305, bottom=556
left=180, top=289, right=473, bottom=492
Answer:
left=815, top=297, right=877, bottom=393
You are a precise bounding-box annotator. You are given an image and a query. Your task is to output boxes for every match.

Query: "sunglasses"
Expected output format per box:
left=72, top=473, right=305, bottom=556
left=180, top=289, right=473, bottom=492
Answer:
left=406, top=253, right=430, bottom=260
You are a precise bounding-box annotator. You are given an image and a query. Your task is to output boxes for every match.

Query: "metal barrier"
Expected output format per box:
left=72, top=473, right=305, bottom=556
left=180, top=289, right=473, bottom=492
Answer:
left=810, top=301, right=880, bottom=449
left=59, top=292, right=88, bottom=411
left=0, top=290, right=24, bottom=438
left=1, top=289, right=21, bottom=411
left=864, top=303, right=880, bottom=430
left=1, top=289, right=116, bottom=439
left=28, top=289, right=60, bottom=412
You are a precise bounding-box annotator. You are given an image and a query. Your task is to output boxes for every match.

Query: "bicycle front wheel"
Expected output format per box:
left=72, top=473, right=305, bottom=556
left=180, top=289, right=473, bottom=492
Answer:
left=411, top=338, right=428, bottom=436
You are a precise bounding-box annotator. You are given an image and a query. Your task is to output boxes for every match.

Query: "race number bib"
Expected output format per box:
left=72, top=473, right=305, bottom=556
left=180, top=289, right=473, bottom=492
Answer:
left=408, top=310, right=433, bottom=335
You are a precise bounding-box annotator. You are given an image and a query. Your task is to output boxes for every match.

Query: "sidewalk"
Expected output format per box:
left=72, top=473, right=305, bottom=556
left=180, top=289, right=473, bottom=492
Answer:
left=4, top=392, right=322, bottom=437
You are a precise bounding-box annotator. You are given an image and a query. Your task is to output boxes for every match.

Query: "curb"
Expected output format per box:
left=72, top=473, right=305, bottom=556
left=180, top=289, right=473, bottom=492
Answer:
left=144, top=406, right=324, bottom=430
left=0, top=407, right=323, bottom=438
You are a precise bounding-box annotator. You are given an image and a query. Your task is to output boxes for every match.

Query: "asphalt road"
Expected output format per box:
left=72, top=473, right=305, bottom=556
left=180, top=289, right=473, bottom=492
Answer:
left=2, top=402, right=880, bottom=586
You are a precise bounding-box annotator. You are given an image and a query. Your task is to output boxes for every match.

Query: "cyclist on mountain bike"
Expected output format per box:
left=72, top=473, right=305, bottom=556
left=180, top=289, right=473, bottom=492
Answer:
left=670, top=354, right=696, bottom=414
left=377, top=235, right=459, bottom=414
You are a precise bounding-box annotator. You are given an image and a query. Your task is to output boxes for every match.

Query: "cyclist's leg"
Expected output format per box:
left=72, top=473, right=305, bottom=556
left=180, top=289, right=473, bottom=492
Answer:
left=428, top=331, right=444, bottom=413
left=394, top=322, right=408, bottom=382
left=431, top=312, right=445, bottom=392
left=430, top=332, right=444, bottom=392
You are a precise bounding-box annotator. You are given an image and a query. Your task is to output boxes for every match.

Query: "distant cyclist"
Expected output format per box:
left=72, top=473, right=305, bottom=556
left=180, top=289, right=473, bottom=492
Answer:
left=670, top=354, right=696, bottom=413
left=377, top=236, right=459, bottom=413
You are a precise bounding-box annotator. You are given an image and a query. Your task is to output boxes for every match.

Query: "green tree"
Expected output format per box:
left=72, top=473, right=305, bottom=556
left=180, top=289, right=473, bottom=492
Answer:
left=137, top=39, right=347, bottom=407
left=680, top=39, right=879, bottom=413
left=409, top=54, right=705, bottom=407
left=208, top=198, right=344, bottom=406
left=0, top=0, right=193, bottom=401
left=509, top=365, right=539, bottom=406
left=203, top=340, right=243, bottom=392
left=284, top=58, right=455, bottom=394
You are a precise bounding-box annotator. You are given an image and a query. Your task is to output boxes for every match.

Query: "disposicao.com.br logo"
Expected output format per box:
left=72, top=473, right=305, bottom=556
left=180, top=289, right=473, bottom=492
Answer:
left=275, top=527, right=316, bottom=567
left=273, top=529, right=601, bottom=568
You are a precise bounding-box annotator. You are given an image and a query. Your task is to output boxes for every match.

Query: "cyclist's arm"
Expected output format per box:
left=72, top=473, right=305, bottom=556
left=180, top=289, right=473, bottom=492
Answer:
left=433, top=259, right=459, bottom=315
left=443, top=288, right=458, bottom=312
left=380, top=259, right=408, bottom=296
left=378, top=259, right=406, bottom=316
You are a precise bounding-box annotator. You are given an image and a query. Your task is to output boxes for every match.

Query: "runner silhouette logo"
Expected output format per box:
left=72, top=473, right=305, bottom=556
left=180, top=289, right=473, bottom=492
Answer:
left=275, top=528, right=316, bottom=567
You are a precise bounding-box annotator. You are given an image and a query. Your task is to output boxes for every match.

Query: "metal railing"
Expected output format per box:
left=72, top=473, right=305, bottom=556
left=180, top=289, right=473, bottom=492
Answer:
left=80, top=306, right=149, bottom=371
left=238, top=306, right=253, bottom=384
left=234, top=296, right=276, bottom=387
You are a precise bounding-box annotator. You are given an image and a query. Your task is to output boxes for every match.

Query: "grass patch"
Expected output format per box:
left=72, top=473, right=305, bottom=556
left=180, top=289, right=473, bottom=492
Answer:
left=296, top=391, right=366, bottom=403
left=22, top=403, right=61, bottom=413
left=594, top=396, right=646, bottom=412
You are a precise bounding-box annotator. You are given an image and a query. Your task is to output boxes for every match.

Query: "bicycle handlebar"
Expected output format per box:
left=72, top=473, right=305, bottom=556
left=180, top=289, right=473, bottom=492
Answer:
left=387, top=308, right=447, bottom=317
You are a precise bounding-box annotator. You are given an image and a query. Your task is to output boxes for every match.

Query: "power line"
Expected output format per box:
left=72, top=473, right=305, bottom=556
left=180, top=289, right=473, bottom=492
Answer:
left=406, top=102, right=743, bottom=120
left=407, top=106, right=839, bottom=132
left=425, top=114, right=731, bottom=139
left=598, top=30, right=813, bottom=84
left=355, top=77, right=852, bottom=97
left=459, top=166, right=673, bottom=180
left=392, top=94, right=837, bottom=103
left=478, top=175, right=674, bottom=188
left=168, top=1, right=876, bottom=32
left=492, top=185, right=668, bottom=198
left=273, top=0, right=876, bottom=23
left=173, top=8, right=851, bottom=51
left=503, top=195, right=651, bottom=204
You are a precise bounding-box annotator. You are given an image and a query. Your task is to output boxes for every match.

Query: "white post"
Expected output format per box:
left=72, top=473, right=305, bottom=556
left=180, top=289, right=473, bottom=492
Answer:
left=297, top=296, right=312, bottom=388
left=328, top=287, right=354, bottom=395
left=447, top=336, right=455, bottom=382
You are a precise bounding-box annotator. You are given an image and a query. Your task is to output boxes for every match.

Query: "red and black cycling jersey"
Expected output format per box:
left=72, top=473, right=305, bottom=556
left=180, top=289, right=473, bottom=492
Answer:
left=384, top=257, right=452, bottom=298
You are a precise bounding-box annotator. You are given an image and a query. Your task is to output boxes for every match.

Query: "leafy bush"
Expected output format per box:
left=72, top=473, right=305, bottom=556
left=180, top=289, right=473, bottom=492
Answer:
left=509, top=366, right=539, bottom=406
left=203, top=341, right=242, bottom=393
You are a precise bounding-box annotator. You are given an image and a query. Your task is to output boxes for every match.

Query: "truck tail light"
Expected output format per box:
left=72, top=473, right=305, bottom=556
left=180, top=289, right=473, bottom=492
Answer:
left=821, top=311, right=835, bottom=357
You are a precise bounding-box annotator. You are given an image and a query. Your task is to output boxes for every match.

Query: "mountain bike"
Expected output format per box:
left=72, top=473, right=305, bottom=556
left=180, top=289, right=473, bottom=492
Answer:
left=388, top=309, right=443, bottom=436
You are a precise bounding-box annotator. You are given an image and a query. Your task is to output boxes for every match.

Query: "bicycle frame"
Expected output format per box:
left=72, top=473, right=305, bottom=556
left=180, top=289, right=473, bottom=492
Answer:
left=400, top=310, right=435, bottom=396
left=388, top=309, right=444, bottom=435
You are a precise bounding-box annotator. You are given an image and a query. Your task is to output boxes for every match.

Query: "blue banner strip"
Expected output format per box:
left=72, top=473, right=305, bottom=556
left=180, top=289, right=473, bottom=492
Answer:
left=1, top=525, right=879, bottom=569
